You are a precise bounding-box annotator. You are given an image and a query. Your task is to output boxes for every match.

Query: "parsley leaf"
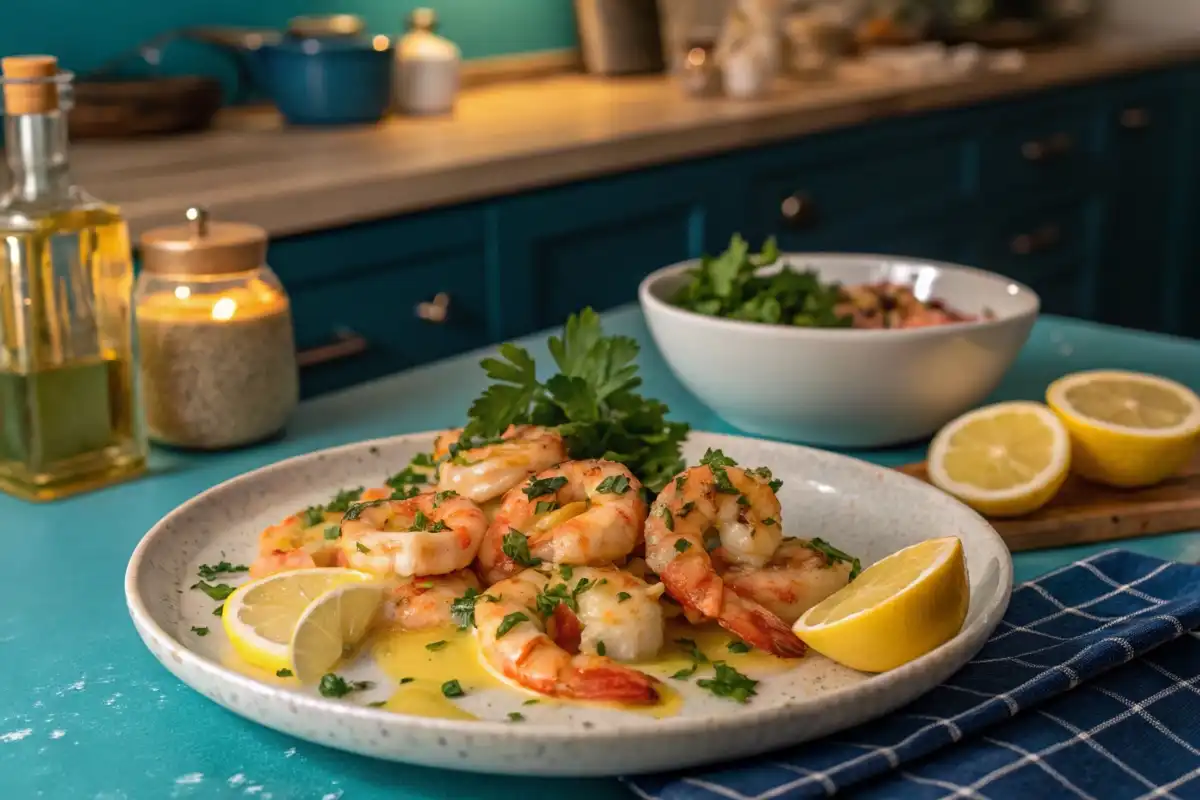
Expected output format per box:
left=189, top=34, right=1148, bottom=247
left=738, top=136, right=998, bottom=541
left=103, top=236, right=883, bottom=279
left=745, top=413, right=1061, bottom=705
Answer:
left=534, top=500, right=558, bottom=515
left=657, top=506, right=674, bottom=532
left=299, top=506, right=326, bottom=527
left=425, top=640, right=448, bottom=651
left=595, top=474, right=631, bottom=495
left=524, top=475, right=567, bottom=499
left=196, top=561, right=248, bottom=580
left=451, top=587, right=484, bottom=629
left=496, top=612, right=529, bottom=638
left=276, top=668, right=293, bottom=677
left=441, top=679, right=465, bottom=698
left=319, top=674, right=372, bottom=698
left=324, top=525, right=340, bottom=540
left=190, top=626, right=209, bottom=636
left=727, top=640, right=752, bottom=654
left=809, top=537, right=863, bottom=580
left=596, top=640, right=607, bottom=657
left=674, top=538, right=691, bottom=553
left=502, top=529, right=542, bottom=567
left=507, top=712, right=525, bottom=722
left=325, top=487, right=365, bottom=514
left=617, top=592, right=632, bottom=603
left=191, top=581, right=235, bottom=601
left=697, top=662, right=758, bottom=703
left=700, top=449, right=738, bottom=469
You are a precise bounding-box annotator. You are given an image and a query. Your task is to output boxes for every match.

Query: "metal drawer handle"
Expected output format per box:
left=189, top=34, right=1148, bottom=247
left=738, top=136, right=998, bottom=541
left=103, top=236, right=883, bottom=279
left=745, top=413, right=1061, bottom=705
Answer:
left=1021, top=132, right=1074, bottom=162
left=1120, top=107, right=1151, bottom=130
left=1010, top=223, right=1062, bottom=256
left=780, top=193, right=817, bottom=228
left=296, top=328, right=369, bottom=368
left=416, top=292, right=450, bottom=324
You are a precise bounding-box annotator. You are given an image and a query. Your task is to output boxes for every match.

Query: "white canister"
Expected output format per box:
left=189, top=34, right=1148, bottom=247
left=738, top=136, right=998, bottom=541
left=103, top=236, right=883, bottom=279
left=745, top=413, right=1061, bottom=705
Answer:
left=394, top=8, right=461, bottom=115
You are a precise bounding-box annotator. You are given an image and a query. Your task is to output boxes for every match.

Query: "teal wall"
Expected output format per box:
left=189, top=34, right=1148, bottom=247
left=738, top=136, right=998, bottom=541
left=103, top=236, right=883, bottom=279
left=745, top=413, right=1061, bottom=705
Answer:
left=0, top=0, right=578, bottom=74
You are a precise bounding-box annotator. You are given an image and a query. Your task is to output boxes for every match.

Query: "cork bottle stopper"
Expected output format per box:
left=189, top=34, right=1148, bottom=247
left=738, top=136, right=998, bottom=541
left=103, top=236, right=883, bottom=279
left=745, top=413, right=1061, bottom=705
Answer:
left=1, top=55, right=60, bottom=114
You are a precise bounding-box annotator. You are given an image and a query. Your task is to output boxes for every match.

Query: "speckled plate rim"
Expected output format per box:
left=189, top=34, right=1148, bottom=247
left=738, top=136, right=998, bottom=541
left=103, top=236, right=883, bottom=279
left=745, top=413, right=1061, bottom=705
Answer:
left=125, top=430, right=1013, bottom=775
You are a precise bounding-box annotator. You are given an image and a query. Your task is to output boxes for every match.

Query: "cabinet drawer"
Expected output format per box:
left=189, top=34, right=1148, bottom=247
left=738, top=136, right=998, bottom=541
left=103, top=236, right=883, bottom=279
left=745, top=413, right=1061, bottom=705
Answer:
left=742, top=136, right=967, bottom=248
left=290, top=246, right=489, bottom=398
left=979, top=94, right=1100, bottom=197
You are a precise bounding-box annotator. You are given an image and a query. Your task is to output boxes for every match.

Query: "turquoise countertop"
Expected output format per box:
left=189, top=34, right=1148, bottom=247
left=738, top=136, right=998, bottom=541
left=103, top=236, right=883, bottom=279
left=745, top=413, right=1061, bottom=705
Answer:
left=4, top=306, right=1200, bottom=800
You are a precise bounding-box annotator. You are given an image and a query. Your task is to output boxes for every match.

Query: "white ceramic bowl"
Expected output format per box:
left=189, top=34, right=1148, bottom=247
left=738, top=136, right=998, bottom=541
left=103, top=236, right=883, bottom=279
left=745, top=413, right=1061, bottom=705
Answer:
left=639, top=253, right=1039, bottom=448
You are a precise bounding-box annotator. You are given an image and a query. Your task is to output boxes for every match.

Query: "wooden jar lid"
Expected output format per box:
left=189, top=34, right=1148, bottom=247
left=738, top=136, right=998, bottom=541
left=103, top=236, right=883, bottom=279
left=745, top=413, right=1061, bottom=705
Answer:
left=1, top=55, right=60, bottom=114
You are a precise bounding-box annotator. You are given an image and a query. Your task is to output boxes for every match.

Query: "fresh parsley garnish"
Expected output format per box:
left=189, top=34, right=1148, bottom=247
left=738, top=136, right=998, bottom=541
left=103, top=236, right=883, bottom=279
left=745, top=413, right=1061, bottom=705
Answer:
left=399, top=677, right=415, bottom=684
left=356, top=542, right=370, bottom=554
left=596, top=640, right=607, bottom=656
left=534, top=500, right=558, bottom=515
left=344, top=499, right=386, bottom=521
left=700, top=449, right=740, bottom=495
left=657, top=506, right=675, bottom=532
left=367, top=700, right=387, bottom=708
left=762, top=517, right=777, bottom=527
left=425, top=640, right=448, bottom=652
left=501, top=529, right=542, bottom=567
left=507, top=712, right=525, bottom=722
left=674, top=538, right=691, bottom=553
left=671, top=663, right=700, bottom=680
left=676, top=638, right=709, bottom=664
left=697, top=662, right=758, bottom=703
left=325, top=487, right=365, bottom=514
left=196, top=561, right=248, bottom=580
left=456, top=308, right=689, bottom=493
left=319, top=674, right=372, bottom=698
left=451, top=587, right=487, bottom=629
left=559, top=564, right=574, bottom=580
left=700, top=449, right=737, bottom=469
left=386, top=467, right=428, bottom=491
left=276, top=668, right=293, bottom=677
left=679, top=501, right=696, bottom=516
left=809, top=537, right=863, bottom=580
left=411, top=510, right=429, bottom=530
left=190, top=626, right=209, bottom=636
left=524, top=475, right=567, bottom=499
left=727, top=640, right=752, bottom=654
left=299, top=506, right=326, bottom=527
left=441, top=680, right=465, bottom=698
left=212, top=605, right=224, bottom=617
left=191, top=581, right=235, bottom=601
left=617, top=592, right=632, bottom=603
left=496, top=612, right=529, bottom=638
left=595, top=475, right=631, bottom=495
left=433, top=490, right=458, bottom=506
left=522, top=699, right=539, bottom=706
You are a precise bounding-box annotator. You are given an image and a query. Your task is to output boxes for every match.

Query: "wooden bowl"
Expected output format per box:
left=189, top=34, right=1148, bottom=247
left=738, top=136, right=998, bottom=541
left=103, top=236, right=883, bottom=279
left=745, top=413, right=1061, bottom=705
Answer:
left=70, top=76, right=222, bottom=139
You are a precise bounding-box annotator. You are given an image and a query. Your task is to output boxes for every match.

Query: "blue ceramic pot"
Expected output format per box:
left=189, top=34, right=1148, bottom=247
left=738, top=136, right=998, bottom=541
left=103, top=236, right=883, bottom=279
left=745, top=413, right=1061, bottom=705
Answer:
left=248, top=34, right=393, bottom=126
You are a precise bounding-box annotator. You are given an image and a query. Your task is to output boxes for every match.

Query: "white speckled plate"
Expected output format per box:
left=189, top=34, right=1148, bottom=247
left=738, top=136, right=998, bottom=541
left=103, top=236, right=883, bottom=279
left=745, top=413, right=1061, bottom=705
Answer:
left=125, top=431, right=1011, bottom=777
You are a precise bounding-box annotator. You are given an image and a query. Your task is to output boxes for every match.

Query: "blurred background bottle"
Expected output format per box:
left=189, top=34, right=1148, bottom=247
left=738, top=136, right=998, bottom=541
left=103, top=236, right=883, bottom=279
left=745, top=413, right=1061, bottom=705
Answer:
left=0, top=55, right=147, bottom=501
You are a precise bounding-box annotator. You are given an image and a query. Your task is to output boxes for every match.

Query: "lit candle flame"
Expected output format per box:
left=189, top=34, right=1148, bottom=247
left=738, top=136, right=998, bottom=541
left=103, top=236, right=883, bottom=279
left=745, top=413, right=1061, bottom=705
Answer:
left=211, top=297, right=238, bottom=321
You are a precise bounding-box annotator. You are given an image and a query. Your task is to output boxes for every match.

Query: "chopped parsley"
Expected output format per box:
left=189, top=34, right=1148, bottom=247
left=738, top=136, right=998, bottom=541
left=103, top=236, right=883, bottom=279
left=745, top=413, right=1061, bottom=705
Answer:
left=416, top=580, right=436, bottom=589
left=595, top=474, right=631, bottom=495
left=399, top=677, right=415, bottom=684
left=596, top=640, right=607, bottom=656
left=299, top=506, right=326, bottom=527
left=344, top=499, right=387, bottom=521
left=196, top=561, right=248, bottom=580
left=524, top=475, right=567, bottom=500
left=433, top=490, right=458, bottom=506
left=386, top=466, right=428, bottom=491
left=670, top=637, right=709, bottom=680
left=657, top=506, right=675, bottom=532
left=809, top=537, right=863, bottom=580
left=762, top=517, right=777, bottom=527
left=534, top=500, right=558, bottom=515
left=674, top=474, right=687, bottom=493
left=191, top=581, right=235, bottom=602
left=318, top=673, right=373, bottom=698
left=559, top=564, right=574, bottom=580
left=276, top=668, right=293, bottom=677
left=441, top=680, right=465, bottom=698
left=769, top=479, right=783, bottom=493
left=501, top=529, right=542, bottom=567
left=451, top=587, right=489, bottom=629
left=727, top=640, right=752, bottom=654
left=674, top=539, right=691, bottom=553
left=535, top=576, right=597, bottom=617
left=508, top=712, right=525, bottom=722
left=522, top=699, right=539, bottom=706
left=454, top=308, right=688, bottom=493
left=496, top=612, right=529, bottom=638
left=697, top=662, right=758, bottom=703
left=736, top=494, right=750, bottom=507
left=190, top=626, right=209, bottom=636
left=212, top=605, right=224, bottom=617
left=325, top=487, right=365, bottom=514
left=671, top=663, right=700, bottom=680
left=425, top=640, right=448, bottom=652
left=356, top=542, right=371, bottom=554
left=367, top=701, right=387, bottom=708
left=411, top=452, right=437, bottom=468
left=323, top=525, right=341, bottom=540
left=389, top=485, right=420, bottom=500
left=679, top=501, right=695, bottom=517
left=617, top=592, right=632, bottom=603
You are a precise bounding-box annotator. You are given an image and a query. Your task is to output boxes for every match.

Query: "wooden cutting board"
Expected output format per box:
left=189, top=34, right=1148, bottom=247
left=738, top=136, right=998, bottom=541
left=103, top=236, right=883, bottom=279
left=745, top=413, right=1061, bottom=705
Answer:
left=897, top=451, right=1200, bottom=552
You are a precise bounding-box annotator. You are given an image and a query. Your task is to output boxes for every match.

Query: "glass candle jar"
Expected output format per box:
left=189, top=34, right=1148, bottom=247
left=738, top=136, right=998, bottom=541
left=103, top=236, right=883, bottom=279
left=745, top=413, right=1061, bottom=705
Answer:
left=134, top=207, right=299, bottom=449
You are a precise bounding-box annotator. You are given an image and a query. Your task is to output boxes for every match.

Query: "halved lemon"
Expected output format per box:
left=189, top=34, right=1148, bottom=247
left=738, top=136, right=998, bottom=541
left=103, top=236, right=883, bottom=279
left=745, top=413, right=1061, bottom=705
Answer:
left=221, top=568, right=374, bottom=675
left=1046, top=370, right=1200, bottom=488
left=927, top=401, right=1070, bottom=517
left=793, top=537, right=969, bottom=673
left=290, top=582, right=386, bottom=683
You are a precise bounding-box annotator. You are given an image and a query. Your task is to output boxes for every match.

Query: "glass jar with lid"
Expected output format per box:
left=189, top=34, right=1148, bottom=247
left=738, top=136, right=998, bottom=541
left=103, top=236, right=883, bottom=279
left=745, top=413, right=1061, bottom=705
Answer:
left=134, top=207, right=298, bottom=449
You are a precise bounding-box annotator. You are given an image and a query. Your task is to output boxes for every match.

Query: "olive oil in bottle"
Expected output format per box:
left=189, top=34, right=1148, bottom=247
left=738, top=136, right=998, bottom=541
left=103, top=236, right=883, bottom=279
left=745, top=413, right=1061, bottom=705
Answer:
left=0, top=56, right=147, bottom=500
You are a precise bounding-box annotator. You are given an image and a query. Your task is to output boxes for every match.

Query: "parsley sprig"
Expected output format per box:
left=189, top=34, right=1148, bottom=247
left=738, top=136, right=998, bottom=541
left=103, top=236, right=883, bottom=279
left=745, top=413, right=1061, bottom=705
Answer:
left=456, top=309, right=689, bottom=493
left=808, top=537, right=863, bottom=580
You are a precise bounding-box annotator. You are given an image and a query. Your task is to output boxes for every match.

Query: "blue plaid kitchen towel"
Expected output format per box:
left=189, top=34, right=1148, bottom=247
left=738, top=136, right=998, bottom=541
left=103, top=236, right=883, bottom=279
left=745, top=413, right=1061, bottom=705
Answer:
left=624, top=550, right=1200, bottom=800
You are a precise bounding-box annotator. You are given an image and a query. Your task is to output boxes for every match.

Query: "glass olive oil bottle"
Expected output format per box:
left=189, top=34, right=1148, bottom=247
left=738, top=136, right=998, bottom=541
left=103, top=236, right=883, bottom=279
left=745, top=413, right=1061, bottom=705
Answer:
left=0, top=56, right=147, bottom=500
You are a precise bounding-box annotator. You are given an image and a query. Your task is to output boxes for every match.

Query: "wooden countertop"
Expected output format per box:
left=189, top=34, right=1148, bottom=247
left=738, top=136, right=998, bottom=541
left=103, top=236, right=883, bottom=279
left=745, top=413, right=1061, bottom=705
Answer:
left=66, top=29, right=1200, bottom=241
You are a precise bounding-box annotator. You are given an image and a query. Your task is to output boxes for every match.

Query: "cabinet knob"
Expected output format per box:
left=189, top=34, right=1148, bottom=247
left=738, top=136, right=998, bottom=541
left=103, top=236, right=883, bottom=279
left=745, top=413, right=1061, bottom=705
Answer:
left=1120, top=107, right=1151, bottom=130
left=1010, top=223, right=1061, bottom=256
left=1021, top=132, right=1074, bottom=162
left=416, top=292, right=451, bottom=323
left=780, top=193, right=817, bottom=228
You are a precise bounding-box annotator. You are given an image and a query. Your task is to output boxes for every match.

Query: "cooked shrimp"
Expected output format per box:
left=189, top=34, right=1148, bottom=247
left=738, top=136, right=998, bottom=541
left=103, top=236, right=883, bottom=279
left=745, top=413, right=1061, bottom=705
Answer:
left=718, top=538, right=852, bottom=625
left=249, top=486, right=392, bottom=579
left=340, top=491, right=487, bottom=578
left=435, top=425, right=567, bottom=505
left=476, top=460, right=648, bottom=586
left=644, top=456, right=806, bottom=658
left=387, top=569, right=481, bottom=631
left=536, top=566, right=666, bottom=662
left=474, top=568, right=660, bottom=704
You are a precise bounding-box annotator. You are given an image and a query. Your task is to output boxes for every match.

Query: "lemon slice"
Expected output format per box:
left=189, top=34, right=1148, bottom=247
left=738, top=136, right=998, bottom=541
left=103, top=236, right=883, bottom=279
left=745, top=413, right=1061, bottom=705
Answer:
left=927, top=401, right=1070, bottom=517
left=221, top=568, right=372, bottom=674
left=1046, top=370, right=1200, bottom=488
left=290, top=582, right=386, bottom=683
left=793, top=537, right=969, bottom=673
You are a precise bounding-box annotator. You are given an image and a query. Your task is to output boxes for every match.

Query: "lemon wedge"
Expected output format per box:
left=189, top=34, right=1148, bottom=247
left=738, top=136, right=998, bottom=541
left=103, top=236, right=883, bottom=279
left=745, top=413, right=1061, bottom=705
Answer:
left=290, top=582, right=386, bottom=683
left=221, top=568, right=374, bottom=675
left=1046, top=370, right=1200, bottom=488
left=926, top=401, right=1070, bottom=517
left=793, top=537, right=969, bottom=673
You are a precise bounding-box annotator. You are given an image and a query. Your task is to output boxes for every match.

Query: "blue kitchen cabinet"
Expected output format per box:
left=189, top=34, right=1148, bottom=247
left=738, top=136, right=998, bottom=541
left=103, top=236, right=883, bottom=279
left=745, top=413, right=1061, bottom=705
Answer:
left=1094, top=70, right=1187, bottom=333
left=1175, top=65, right=1200, bottom=340
left=267, top=205, right=493, bottom=398
left=491, top=161, right=725, bottom=337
